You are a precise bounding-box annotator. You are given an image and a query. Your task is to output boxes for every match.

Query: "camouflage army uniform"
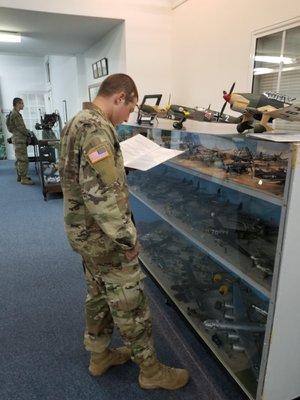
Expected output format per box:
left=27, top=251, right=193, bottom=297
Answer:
left=59, top=103, right=156, bottom=366
left=9, top=109, right=30, bottom=178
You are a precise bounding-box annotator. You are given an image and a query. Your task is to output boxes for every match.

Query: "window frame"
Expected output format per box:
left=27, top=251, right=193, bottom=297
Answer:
left=249, top=16, right=300, bottom=92
left=248, top=17, right=300, bottom=131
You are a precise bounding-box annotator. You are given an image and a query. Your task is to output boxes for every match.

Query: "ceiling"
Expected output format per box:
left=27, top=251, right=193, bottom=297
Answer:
left=0, top=7, right=123, bottom=56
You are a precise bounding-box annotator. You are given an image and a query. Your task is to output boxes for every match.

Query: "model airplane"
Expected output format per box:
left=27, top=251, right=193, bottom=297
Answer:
left=203, top=319, right=265, bottom=333
left=204, top=285, right=266, bottom=380
left=220, top=83, right=300, bottom=133
left=137, top=94, right=241, bottom=129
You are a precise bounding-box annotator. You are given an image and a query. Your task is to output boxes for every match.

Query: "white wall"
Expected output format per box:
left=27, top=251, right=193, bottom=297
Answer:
left=0, top=54, right=45, bottom=111
left=0, top=54, right=45, bottom=159
left=171, top=0, right=300, bottom=110
left=75, top=54, right=88, bottom=109
left=123, top=4, right=172, bottom=102
left=81, top=22, right=126, bottom=103
left=0, top=0, right=173, bottom=103
left=44, top=23, right=126, bottom=122
left=48, top=55, right=80, bottom=124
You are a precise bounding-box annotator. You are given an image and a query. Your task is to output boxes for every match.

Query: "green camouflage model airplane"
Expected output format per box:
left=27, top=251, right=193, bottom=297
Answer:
left=220, top=82, right=300, bottom=133
left=137, top=93, right=241, bottom=129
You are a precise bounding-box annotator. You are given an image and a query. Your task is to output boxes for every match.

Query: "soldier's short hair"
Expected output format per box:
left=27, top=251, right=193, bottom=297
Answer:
left=98, top=74, right=138, bottom=103
left=13, top=97, right=23, bottom=107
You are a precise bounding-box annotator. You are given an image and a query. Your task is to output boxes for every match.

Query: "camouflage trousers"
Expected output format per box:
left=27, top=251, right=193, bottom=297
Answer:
left=82, top=253, right=156, bottom=366
left=13, top=139, right=28, bottom=178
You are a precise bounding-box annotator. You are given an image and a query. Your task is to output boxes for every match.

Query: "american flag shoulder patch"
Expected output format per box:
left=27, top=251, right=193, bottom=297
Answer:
left=88, top=145, right=110, bottom=164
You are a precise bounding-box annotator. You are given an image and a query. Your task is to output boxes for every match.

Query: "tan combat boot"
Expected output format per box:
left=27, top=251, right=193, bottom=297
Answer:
left=139, top=361, right=189, bottom=390
left=89, top=346, right=131, bottom=376
left=20, top=177, right=34, bottom=185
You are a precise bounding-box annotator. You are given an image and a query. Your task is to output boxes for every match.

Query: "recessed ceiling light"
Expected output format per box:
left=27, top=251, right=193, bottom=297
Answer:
left=0, top=32, right=21, bottom=43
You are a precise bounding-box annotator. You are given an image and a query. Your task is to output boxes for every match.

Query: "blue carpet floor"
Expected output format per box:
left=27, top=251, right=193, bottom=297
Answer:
left=0, top=160, right=247, bottom=400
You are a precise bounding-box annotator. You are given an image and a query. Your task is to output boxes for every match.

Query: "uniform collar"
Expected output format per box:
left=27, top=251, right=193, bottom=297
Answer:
left=83, top=102, right=116, bottom=131
left=82, top=102, right=114, bottom=127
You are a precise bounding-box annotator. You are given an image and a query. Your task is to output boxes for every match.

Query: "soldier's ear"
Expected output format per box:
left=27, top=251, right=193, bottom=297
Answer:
left=117, top=92, right=126, bottom=104
left=113, top=92, right=123, bottom=105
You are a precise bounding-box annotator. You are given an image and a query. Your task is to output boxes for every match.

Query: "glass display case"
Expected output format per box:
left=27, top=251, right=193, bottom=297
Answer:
left=117, top=122, right=300, bottom=400
left=33, top=129, right=61, bottom=200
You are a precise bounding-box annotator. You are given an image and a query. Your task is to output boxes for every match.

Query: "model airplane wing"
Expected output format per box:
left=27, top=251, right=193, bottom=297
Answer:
left=265, top=102, right=300, bottom=121
left=231, top=285, right=262, bottom=380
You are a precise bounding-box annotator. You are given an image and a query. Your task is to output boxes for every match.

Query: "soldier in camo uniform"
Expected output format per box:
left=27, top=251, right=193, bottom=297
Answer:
left=6, top=98, right=33, bottom=185
left=59, top=74, right=189, bottom=390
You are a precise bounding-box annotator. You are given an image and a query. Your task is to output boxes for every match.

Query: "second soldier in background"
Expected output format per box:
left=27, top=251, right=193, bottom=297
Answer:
left=6, top=97, right=34, bottom=185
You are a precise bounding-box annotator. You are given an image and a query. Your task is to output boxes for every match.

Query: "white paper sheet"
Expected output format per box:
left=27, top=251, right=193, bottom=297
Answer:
left=120, top=134, right=184, bottom=171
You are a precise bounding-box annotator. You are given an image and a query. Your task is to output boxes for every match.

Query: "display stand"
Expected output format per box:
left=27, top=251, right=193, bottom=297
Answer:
left=33, top=130, right=61, bottom=201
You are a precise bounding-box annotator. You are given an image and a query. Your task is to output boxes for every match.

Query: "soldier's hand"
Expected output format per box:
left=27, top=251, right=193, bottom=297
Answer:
left=26, top=136, right=32, bottom=146
left=124, top=242, right=140, bottom=261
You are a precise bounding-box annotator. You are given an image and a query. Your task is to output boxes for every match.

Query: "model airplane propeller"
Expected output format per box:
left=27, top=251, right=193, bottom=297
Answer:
left=220, top=83, right=300, bottom=133
left=218, top=82, right=236, bottom=121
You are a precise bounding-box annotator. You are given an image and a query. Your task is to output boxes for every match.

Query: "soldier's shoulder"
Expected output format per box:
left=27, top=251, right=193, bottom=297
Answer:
left=61, top=110, right=98, bottom=137
left=10, top=109, right=19, bottom=118
left=74, top=109, right=103, bottom=127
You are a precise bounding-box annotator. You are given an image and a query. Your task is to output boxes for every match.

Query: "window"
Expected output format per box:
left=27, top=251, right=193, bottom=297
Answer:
left=19, top=92, right=46, bottom=132
left=252, top=25, right=300, bottom=131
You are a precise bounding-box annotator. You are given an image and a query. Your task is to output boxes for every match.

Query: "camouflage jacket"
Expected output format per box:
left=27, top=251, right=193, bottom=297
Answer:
left=59, top=103, right=137, bottom=260
left=7, top=109, right=29, bottom=143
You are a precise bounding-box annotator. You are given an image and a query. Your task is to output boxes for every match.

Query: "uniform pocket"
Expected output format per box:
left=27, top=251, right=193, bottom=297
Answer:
left=103, top=256, right=146, bottom=285
left=106, top=279, right=145, bottom=312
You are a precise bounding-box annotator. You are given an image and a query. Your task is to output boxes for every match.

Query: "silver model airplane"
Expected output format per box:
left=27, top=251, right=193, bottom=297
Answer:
left=204, top=285, right=266, bottom=380
left=203, top=319, right=265, bottom=332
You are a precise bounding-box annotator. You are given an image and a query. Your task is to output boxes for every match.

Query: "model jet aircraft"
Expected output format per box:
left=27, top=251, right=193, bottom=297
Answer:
left=203, top=319, right=265, bottom=333
left=220, top=83, right=300, bottom=133
left=137, top=94, right=241, bottom=129
left=204, top=285, right=266, bottom=380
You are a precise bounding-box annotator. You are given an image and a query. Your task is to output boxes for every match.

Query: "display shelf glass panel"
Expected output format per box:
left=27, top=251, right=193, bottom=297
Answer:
left=127, top=162, right=281, bottom=296
left=118, top=123, right=293, bottom=400
left=171, top=132, right=288, bottom=202
left=130, top=195, right=269, bottom=398
left=118, top=124, right=289, bottom=203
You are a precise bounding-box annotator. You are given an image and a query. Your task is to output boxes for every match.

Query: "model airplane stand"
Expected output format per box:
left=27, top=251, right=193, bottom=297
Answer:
left=137, top=94, right=162, bottom=126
